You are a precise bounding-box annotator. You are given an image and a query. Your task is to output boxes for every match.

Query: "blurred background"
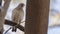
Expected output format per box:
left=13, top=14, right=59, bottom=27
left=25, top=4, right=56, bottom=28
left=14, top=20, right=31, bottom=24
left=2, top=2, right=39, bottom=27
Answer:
left=48, top=0, right=60, bottom=34
left=3, top=0, right=60, bottom=34
left=2, top=0, right=26, bottom=34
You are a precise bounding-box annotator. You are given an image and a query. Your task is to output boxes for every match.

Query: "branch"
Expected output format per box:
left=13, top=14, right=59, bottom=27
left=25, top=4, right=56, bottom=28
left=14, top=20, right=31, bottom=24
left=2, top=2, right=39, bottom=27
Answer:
left=4, top=19, right=24, bottom=32
left=0, top=0, right=11, bottom=33
left=2, top=0, right=11, bottom=17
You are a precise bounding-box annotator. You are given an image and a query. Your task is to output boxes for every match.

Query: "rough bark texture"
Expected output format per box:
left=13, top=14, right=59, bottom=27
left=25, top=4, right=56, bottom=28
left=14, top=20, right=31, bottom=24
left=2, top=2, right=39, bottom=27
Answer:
left=0, top=0, right=11, bottom=34
left=25, top=0, right=50, bottom=34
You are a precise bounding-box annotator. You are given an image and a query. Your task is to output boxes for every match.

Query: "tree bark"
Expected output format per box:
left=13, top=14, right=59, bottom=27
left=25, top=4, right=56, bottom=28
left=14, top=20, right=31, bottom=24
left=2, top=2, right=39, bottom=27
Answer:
left=25, top=0, right=50, bottom=34
left=0, top=0, right=11, bottom=34
left=0, top=0, right=2, bottom=6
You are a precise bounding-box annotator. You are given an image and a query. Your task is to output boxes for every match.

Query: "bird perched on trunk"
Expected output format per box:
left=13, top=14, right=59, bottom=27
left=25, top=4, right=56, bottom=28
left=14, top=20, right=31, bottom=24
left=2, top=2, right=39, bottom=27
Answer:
left=12, top=3, right=24, bottom=32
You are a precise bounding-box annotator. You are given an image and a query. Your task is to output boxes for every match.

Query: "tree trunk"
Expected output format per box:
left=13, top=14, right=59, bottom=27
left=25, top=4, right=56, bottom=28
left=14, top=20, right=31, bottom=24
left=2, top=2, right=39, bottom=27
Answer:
left=25, top=0, right=50, bottom=34
left=0, top=0, right=11, bottom=34
left=0, top=0, right=2, bottom=6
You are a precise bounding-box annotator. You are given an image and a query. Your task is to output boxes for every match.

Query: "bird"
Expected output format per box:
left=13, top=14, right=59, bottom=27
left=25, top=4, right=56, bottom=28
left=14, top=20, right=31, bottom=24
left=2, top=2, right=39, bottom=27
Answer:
left=12, top=3, right=24, bottom=32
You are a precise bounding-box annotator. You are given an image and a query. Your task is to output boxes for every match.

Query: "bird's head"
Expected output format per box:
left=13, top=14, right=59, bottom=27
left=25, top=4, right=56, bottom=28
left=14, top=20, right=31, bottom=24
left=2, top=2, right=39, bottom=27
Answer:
left=18, top=3, right=24, bottom=8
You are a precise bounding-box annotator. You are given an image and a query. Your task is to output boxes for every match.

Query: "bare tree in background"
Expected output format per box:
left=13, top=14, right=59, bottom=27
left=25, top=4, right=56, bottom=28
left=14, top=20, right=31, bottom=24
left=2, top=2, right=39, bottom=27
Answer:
left=0, top=0, right=11, bottom=34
